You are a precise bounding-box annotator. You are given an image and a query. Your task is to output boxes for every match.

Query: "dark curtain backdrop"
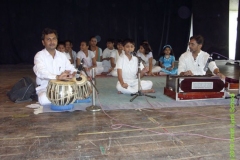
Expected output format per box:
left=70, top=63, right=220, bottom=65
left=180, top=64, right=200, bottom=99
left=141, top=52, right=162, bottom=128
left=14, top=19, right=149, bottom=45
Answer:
left=1, top=0, right=231, bottom=64
left=0, top=0, right=192, bottom=64
left=192, top=0, right=229, bottom=60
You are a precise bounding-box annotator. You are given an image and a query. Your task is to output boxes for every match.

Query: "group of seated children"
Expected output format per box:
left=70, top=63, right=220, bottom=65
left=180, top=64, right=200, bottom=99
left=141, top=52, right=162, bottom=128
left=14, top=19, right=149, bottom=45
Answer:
left=56, top=38, right=178, bottom=77
left=34, top=28, right=225, bottom=105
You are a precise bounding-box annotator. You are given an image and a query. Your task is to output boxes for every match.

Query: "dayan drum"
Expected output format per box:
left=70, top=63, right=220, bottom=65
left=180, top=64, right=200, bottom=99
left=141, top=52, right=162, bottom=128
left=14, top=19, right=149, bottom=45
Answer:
left=75, top=75, right=92, bottom=100
left=47, top=80, right=77, bottom=106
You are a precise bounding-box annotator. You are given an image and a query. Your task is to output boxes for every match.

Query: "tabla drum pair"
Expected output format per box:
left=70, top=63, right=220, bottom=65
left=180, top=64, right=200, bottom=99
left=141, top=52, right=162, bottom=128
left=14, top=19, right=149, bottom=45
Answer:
left=46, top=75, right=92, bottom=110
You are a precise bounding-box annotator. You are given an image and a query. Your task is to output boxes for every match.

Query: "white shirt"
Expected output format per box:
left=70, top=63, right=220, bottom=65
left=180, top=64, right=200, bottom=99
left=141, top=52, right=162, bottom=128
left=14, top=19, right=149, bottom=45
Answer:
left=178, top=50, right=218, bottom=75
left=92, top=47, right=103, bottom=56
left=66, top=50, right=77, bottom=67
left=33, top=49, right=76, bottom=92
left=116, top=54, right=144, bottom=81
left=136, top=51, right=153, bottom=66
left=110, top=50, right=124, bottom=65
left=102, top=48, right=116, bottom=58
left=92, top=47, right=103, bottom=62
left=76, top=50, right=95, bottom=68
left=62, top=52, right=71, bottom=60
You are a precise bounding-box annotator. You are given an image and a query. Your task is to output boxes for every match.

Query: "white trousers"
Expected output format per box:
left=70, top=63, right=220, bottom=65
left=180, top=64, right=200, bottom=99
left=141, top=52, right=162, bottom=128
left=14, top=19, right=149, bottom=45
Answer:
left=83, top=66, right=104, bottom=76
left=102, top=60, right=111, bottom=72
left=151, top=66, right=161, bottom=73
left=110, top=69, right=118, bottom=77
left=95, top=62, right=104, bottom=75
left=116, top=79, right=153, bottom=94
left=37, top=90, right=51, bottom=106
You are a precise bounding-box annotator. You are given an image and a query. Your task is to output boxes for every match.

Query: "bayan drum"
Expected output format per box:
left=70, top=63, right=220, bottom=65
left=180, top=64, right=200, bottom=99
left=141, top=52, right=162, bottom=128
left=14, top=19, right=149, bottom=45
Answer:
left=47, top=80, right=77, bottom=106
left=75, top=75, right=92, bottom=100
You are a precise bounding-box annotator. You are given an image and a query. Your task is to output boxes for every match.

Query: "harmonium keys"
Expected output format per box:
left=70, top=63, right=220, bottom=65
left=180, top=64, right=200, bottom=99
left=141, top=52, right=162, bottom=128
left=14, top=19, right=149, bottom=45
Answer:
left=164, top=75, right=225, bottom=101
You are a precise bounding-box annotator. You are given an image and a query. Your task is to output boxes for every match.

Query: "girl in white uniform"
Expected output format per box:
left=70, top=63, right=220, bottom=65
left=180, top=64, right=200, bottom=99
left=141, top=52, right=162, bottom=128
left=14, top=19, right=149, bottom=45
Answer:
left=116, top=39, right=155, bottom=94
left=89, top=36, right=103, bottom=71
left=137, top=42, right=161, bottom=76
left=102, top=39, right=116, bottom=73
left=76, top=41, right=104, bottom=76
left=109, top=40, right=124, bottom=77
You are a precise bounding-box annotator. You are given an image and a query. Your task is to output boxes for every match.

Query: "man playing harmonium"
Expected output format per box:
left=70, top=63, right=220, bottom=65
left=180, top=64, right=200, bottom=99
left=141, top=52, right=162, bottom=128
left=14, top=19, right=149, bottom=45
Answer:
left=178, top=35, right=225, bottom=79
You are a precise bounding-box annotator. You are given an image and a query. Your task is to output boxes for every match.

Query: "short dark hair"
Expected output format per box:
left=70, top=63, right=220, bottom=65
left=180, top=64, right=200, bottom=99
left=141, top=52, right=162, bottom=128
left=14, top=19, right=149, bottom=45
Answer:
left=65, top=40, right=72, bottom=45
left=117, top=39, right=123, bottom=45
left=106, top=38, right=115, bottom=43
left=81, top=40, right=89, bottom=46
left=190, top=35, right=204, bottom=45
left=140, top=42, right=152, bottom=54
left=41, top=28, right=58, bottom=40
left=57, top=41, right=65, bottom=47
left=122, top=39, right=135, bottom=46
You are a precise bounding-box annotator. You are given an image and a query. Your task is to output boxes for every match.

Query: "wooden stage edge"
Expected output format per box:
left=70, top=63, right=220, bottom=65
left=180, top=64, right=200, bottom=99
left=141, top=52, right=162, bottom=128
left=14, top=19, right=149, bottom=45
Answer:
left=0, top=64, right=240, bottom=159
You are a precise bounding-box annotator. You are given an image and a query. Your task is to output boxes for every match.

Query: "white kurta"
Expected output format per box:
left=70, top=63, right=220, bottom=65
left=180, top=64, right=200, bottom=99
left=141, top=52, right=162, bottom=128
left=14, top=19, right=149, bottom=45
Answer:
left=116, top=54, right=153, bottom=94
left=63, top=52, right=71, bottom=60
left=109, top=50, right=124, bottom=77
left=92, top=47, right=103, bottom=61
left=33, top=49, right=77, bottom=105
left=136, top=51, right=161, bottom=73
left=76, top=50, right=104, bottom=75
left=178, top=50, right=218, bottom=75
left=66, top=50, right=77, bottom=67
left=102, top=48, right=116, bottom=72
left=92, top=48, right=103, bottom=72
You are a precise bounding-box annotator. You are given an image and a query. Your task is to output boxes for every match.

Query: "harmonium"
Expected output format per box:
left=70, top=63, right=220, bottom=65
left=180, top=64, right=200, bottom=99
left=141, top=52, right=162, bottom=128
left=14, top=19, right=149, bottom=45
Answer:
left=164, top=75, right=225, bottom=101
left=225, top=77, right=239, bottom=91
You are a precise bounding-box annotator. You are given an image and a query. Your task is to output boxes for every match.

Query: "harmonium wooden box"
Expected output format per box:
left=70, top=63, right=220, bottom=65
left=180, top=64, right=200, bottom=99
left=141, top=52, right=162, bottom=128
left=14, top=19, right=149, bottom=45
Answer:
left=164, top=75, right=225, bottom=101
left=225, top=77, right=239, bottom=91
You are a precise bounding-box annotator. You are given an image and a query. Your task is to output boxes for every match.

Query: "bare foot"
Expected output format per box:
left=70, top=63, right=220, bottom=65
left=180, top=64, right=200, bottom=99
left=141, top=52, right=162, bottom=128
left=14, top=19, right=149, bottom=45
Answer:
left=148, top=89, right=155, bottom=93
left=141, top=89, right=155, bottom=93
left=117, top=91, right=123, bottom=94
left=159, top=72, right=168, bottom=76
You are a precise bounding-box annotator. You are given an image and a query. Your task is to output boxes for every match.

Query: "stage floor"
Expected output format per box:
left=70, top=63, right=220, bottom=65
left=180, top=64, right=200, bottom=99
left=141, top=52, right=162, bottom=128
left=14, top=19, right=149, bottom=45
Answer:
left=0, top=62, right=240, bottom=159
